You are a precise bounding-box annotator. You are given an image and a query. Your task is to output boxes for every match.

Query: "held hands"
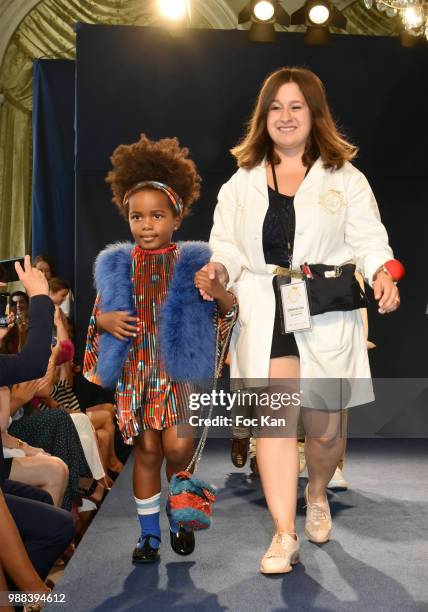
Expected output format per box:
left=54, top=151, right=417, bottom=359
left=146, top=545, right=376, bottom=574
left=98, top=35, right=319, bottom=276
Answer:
left=195, top=262, right=229, bottom=301
left=194, top=270, right=228, bottom=301
left=96, top=311, right=140, bottom=341
left=373, top=271, right=400, bottom=314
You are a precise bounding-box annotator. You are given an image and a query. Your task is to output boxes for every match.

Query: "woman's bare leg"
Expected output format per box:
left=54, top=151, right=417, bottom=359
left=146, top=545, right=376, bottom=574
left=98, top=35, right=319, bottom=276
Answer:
left=0, top=491, right=49, bottom=593
left=87, top=409, right=123, bottom=473
left=303, top=409, right=344, bottom=503
left=256, top=356, right=300, bottom=534
left=9, top=456, right=68, bottom=507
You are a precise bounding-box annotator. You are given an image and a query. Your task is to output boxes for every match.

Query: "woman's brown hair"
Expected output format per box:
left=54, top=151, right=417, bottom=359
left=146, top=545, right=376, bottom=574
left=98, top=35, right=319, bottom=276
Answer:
left=231, top=67, right=358, bottom=170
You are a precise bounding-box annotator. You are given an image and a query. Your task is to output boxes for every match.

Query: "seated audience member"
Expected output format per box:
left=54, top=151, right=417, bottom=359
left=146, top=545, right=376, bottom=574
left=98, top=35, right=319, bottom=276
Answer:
left=33, top=254, right=55, bottom=281
left=8, top=291, right=30, bottom=353
left=0, top=386, right=68, bottom=507
left=5, top=303, right=106, bottom=510
left=48, top=277, right=73, bottom=319
left=35, top=254, right=74, bottom=319
left=9, top=375, right=105, bottom=511
left=9, top=290, right=29, bottom=319
left=0, top=257, right=74, bottom=603
left=52, top=309, right=123, bottom=479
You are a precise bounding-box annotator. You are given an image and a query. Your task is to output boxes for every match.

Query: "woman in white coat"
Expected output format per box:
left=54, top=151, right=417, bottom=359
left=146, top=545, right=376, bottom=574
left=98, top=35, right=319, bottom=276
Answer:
left=195, top=67, right=400, bottom=574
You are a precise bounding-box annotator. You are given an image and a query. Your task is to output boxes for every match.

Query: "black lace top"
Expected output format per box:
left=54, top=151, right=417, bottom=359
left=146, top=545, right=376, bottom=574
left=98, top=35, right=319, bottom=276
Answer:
left=263, top=186, right=295, bottom=268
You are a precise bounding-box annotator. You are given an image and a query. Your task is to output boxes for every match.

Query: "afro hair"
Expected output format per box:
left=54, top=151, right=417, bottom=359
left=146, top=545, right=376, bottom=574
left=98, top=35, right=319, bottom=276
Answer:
left=105, top=134, right=201, bottom=219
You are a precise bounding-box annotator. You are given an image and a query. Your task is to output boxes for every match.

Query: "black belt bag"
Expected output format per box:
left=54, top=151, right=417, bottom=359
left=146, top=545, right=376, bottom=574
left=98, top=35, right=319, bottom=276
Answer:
left=302, top=263, right=367, bottom=316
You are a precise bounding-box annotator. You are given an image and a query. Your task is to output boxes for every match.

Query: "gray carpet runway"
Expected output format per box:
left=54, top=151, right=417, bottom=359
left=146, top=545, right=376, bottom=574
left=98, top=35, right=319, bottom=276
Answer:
left=46, top=439, right=428, bottom=612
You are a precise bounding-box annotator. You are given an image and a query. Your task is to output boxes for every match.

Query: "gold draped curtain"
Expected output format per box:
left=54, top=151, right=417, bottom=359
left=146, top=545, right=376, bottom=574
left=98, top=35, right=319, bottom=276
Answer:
left=0, top=0, right=211, bottom=260
left=0, top=0, right=395, bottom=260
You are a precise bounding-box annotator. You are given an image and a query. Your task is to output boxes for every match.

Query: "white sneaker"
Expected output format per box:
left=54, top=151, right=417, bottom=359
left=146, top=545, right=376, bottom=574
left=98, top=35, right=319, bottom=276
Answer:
left=260, top=533, right=300, bottom=574
left=327, top=467, right=348, bottom=490
left=304, top=485, right=332, bottom=544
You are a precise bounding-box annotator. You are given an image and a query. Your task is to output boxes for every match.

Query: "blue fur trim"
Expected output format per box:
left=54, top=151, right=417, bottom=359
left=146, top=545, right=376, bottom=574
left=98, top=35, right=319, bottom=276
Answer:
left=169, top=473, right=217, bottom=497
left=93, top=242, right=135, bottom=388
left=159, top=241, right=215, bottom=380
left=170, top=508, right=211, bottom=529
left=93, top=240, right=214, bottom=388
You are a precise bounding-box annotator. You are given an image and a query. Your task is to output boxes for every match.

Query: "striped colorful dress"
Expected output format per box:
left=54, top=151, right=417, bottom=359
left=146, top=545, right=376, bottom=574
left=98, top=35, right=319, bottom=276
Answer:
left=84, top=243, right=237, bottom=441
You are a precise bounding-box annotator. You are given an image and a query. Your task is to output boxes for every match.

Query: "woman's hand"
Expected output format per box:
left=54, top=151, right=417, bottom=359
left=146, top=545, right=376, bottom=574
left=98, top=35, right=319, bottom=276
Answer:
left=54, top=305, right=67, bottom=327
left=196, top=263, right=229, bottom=301
left=96, top=311, right=139, bottom=341
left=16, top=255, right=49, bottom=297
left=23, top=442, right=49, bottom=457
left=373, top=271, right=400, bottom=314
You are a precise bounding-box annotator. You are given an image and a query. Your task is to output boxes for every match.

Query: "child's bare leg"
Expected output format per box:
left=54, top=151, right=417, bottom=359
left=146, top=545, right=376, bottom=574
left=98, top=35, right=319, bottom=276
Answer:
left=162, top=425, right=194, bottom=481
left=132, top=430, right=163, bottom=562
left=133, top=430, right=163, bottom=497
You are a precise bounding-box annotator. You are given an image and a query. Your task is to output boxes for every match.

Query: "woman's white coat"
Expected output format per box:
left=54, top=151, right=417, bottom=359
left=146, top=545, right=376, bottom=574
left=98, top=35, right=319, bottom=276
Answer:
left=209, top=158, right=393, bottom=407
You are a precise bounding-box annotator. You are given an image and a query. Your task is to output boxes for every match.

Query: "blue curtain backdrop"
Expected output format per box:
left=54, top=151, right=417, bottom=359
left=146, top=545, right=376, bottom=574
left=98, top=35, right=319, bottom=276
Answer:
left=32, top=59, right=75, bottom=285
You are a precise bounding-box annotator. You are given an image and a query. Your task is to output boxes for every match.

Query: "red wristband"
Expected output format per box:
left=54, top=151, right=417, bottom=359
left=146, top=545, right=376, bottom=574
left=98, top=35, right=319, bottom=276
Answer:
left=383, top=259, right=405, bottom=282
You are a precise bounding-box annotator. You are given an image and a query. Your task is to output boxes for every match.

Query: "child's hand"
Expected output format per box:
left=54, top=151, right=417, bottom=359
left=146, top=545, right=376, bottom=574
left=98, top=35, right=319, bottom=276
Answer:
left=96, top=311, right=139, bottom=341
left=194, top=270, right=226, bottom=301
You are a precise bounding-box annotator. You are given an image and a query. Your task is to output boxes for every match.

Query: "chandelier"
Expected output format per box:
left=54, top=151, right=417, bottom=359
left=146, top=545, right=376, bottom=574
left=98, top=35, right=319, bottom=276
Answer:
left=363, top=0, right=428, bottom=40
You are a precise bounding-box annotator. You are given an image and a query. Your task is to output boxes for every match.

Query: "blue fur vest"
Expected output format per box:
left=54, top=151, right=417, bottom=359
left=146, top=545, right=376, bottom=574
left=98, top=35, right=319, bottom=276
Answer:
left=93, top=241, right=215, bottom=388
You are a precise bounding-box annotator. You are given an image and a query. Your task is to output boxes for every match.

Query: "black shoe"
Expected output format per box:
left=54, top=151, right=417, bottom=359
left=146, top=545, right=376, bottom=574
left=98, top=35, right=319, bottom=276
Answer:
left=132, top=534, right=161, bottom=564
left=170, top=526, right=195, bottom=556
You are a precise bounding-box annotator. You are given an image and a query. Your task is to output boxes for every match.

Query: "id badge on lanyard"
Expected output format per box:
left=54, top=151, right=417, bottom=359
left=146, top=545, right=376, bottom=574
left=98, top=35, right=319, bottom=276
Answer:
left=276, top=276, right=312, bottom=334
left=270, top=161, right=312, bottom=333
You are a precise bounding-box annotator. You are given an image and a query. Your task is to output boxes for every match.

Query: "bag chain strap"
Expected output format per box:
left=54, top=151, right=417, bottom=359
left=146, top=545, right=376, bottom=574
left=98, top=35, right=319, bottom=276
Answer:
left=185, top=315, right=233, bottom=473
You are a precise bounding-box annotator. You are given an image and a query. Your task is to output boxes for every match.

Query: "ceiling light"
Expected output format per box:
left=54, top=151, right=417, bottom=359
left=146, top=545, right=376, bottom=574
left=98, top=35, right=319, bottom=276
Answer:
left=402, top=4, right=425, bottom=29
left=308, top=4, right=330, bottom=24
left=363, top=0, right=428, bottom=43
left=238, top=1, right=291, bottom=42
left=291, top=0, right=346, bottom=44
left=253, top=1, right=276, bottom=21
left=159, top=0, right=188, bottom=21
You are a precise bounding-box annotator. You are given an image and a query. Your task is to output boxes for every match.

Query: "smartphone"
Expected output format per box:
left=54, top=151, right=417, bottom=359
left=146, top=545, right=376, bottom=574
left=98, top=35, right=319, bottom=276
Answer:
left=0, top=257, right=24, bottom=283
left=0, top=292, right=9, bottom=328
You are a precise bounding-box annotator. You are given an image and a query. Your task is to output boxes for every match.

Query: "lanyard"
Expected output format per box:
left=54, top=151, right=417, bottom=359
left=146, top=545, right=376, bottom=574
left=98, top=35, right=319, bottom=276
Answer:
left=271, top=162, right=295, bottom=269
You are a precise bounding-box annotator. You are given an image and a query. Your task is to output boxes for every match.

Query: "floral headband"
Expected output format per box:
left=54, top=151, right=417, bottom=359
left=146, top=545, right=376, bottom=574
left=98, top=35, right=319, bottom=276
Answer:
left=123, top=181, right=183, bottom=216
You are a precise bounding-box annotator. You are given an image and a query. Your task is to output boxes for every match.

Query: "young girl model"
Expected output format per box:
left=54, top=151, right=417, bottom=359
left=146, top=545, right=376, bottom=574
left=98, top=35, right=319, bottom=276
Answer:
left=84, top=134, right=237, bottom=564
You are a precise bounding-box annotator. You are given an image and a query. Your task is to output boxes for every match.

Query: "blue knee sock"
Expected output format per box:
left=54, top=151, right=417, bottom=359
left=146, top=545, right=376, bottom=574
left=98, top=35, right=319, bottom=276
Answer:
left=166, top=500, right=180, bottom=533
left=135, top=492, right=161, bottom=549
